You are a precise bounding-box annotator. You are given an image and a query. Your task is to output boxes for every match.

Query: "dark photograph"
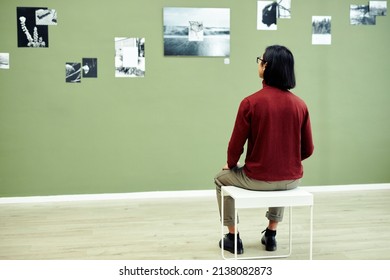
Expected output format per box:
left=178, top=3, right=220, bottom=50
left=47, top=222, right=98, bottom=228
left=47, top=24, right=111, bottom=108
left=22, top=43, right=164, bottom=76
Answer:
left=257, top=1, right=277, bottom=30
left=82, top=58, right=98, bottom=78
left=17, top=7, right=49, bottom=47
left=65, top=62, right=81, bottom=83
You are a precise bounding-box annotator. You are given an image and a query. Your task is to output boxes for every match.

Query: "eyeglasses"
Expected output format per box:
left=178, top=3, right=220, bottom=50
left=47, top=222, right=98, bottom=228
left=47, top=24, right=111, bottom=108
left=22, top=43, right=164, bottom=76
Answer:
left=256, top=57, right=265, bottom=64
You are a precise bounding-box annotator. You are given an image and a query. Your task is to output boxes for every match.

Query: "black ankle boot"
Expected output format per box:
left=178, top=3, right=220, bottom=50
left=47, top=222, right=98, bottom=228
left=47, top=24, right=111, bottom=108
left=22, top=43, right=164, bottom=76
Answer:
left=261, top=228, right=277, bottom=251
left=219, top=233, right=244, bottom=254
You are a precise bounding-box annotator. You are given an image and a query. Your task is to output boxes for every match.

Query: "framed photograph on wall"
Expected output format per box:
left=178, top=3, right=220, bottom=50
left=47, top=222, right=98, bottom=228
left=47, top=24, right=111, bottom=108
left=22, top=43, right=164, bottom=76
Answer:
left=312, top=16, right=331, bottom=45
left=82, top=58, right=98, bottom=78
left=257, top=1, right=278, bottom=30
left=369, top=1, right=387, bottom=16
left=350, top=5, right=376, bottom=25
left=35, top=8, right=57, bottom=25
left=0, top=53, right=10, bottom=69
left=17, top=7, right=49, bottom=48
left=278, top=0, right=292, bottom=19
left=65, top=63, right=81, bottom=83
left=114, top=37, right=145, bottom=77
left=163, top=7, right=230, bottom=57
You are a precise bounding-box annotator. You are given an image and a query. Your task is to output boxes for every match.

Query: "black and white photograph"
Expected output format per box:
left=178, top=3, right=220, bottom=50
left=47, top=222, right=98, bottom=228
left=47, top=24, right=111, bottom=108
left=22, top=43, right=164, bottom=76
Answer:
left=350, top=5, right=376, bottom=25
left=0, top=53, right=10, bottom=69
left=163, top=7, right=230, bottom=57
left=115, top=37, right=145, bottom=77
left=65, top=62, right=81, bottom=83
left=257, top=1, right=278, bottom=30
left=277, top=0, right=292, bottom=19
left=369, top=1, right=387, bottom=16
left=82, top=58, right=98, bottom=78
left=17, top=7, right=49, bottom=47
left=35, top=8, right=57, bottom=25
left=312, top=16, right=331, bottom=45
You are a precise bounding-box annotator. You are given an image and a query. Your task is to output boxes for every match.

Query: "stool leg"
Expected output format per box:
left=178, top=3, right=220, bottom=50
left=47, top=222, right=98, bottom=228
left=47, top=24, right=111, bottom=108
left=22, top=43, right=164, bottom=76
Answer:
left=234, top=207, right=238, bottom=259
left=221, top=188, right=225, bottom=259
left=309, top=205, right=313, bottom=260
left=288, top=206, right=292, bottom=256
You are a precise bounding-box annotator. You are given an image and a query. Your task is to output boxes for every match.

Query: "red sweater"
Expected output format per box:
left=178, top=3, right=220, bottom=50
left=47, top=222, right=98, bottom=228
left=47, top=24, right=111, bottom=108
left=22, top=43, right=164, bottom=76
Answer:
left=227, top=82, right=314, bottom=181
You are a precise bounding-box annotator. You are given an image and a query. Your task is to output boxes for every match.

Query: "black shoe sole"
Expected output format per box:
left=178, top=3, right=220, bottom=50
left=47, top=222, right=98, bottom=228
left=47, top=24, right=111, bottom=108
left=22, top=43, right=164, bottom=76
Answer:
left=222, top=247, right=244, bottom=254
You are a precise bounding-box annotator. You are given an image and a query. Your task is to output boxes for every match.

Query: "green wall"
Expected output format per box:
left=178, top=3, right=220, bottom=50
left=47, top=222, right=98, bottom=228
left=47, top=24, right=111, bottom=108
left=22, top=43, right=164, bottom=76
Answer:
left=1, top=0, right=389, bottom=197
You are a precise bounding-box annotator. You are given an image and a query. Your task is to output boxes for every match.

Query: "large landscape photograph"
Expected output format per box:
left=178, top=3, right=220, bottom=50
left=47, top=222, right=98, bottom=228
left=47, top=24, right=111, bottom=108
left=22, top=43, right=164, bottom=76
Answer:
left=163, top=7, right=230, bottom=57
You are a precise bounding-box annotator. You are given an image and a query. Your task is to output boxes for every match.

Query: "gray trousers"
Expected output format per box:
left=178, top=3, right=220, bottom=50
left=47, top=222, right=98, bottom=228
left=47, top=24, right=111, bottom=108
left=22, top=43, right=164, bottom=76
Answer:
left=215, top=167, right=300, bottom=227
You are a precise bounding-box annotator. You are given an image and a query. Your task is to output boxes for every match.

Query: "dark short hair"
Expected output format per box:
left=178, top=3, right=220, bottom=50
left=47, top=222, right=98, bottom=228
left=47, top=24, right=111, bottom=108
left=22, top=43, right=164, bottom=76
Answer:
left=262, top=45, right=296, bottom=90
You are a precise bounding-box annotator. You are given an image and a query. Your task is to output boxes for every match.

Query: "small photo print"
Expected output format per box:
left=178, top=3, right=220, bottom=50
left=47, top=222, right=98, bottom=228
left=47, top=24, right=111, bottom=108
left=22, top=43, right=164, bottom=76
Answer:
left=35, top=9, right=57, bottom=25
left=312, top=16, right=331, bottom=45
left=0, top=53, right=10, bottom=69
left=350, top=5, right=376, bottom=25
left=17, top=7, right=49, bottom=47
left=257, top=1, right=277, bottom=30
left=82, top=58, right=97, bottom=78
left=369, top=1, right=387, bottom=16
left=66, top=62, right=81, bottom=83
left=115, top=37, right=145, bottom=77
left=278, top=0, right=292, bottom=19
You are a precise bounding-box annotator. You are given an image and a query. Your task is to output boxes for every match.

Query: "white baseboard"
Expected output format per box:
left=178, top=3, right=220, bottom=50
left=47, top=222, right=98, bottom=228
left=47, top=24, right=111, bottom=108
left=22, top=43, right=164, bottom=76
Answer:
left=0, top=190, right=214, bottom=204
left=303, top=183, right=390, bottom=193
left=0, top=183, right=389, bottom=205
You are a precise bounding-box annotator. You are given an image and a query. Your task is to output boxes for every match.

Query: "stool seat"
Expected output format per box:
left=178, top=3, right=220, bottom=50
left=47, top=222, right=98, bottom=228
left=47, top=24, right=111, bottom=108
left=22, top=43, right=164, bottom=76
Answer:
left=221, top=186, right=314, bottom=260
left=222, top=186, right=313, bottom=208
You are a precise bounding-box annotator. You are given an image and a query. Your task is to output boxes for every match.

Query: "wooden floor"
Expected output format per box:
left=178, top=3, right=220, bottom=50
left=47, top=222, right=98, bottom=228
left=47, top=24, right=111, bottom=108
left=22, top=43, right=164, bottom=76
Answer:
left=0, top=190, right=389, bottom=260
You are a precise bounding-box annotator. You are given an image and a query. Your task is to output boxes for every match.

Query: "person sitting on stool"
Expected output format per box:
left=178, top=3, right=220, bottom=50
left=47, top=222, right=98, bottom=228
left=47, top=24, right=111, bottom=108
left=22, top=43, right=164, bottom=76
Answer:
left=215, top=45, right=314, bottom=254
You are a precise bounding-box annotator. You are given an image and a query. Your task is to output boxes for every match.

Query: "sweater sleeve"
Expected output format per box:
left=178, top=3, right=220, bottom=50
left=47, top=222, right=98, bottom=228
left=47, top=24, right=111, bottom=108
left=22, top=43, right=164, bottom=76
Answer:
left=227, top=98, right=251, bottom=168
left=301, top=110, right=314, bottom=160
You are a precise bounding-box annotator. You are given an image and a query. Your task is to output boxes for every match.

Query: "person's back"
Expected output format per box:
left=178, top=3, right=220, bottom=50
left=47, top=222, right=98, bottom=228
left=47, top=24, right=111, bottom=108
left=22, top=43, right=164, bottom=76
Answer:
left=229, top=83, right=312, bottom=181
left=215, top=45, right=314, bottom=255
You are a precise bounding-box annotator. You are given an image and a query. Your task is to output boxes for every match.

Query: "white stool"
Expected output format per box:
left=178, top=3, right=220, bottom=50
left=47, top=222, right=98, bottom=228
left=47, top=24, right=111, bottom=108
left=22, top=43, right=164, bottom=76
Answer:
left=221, top=186, right=313, bottom=260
